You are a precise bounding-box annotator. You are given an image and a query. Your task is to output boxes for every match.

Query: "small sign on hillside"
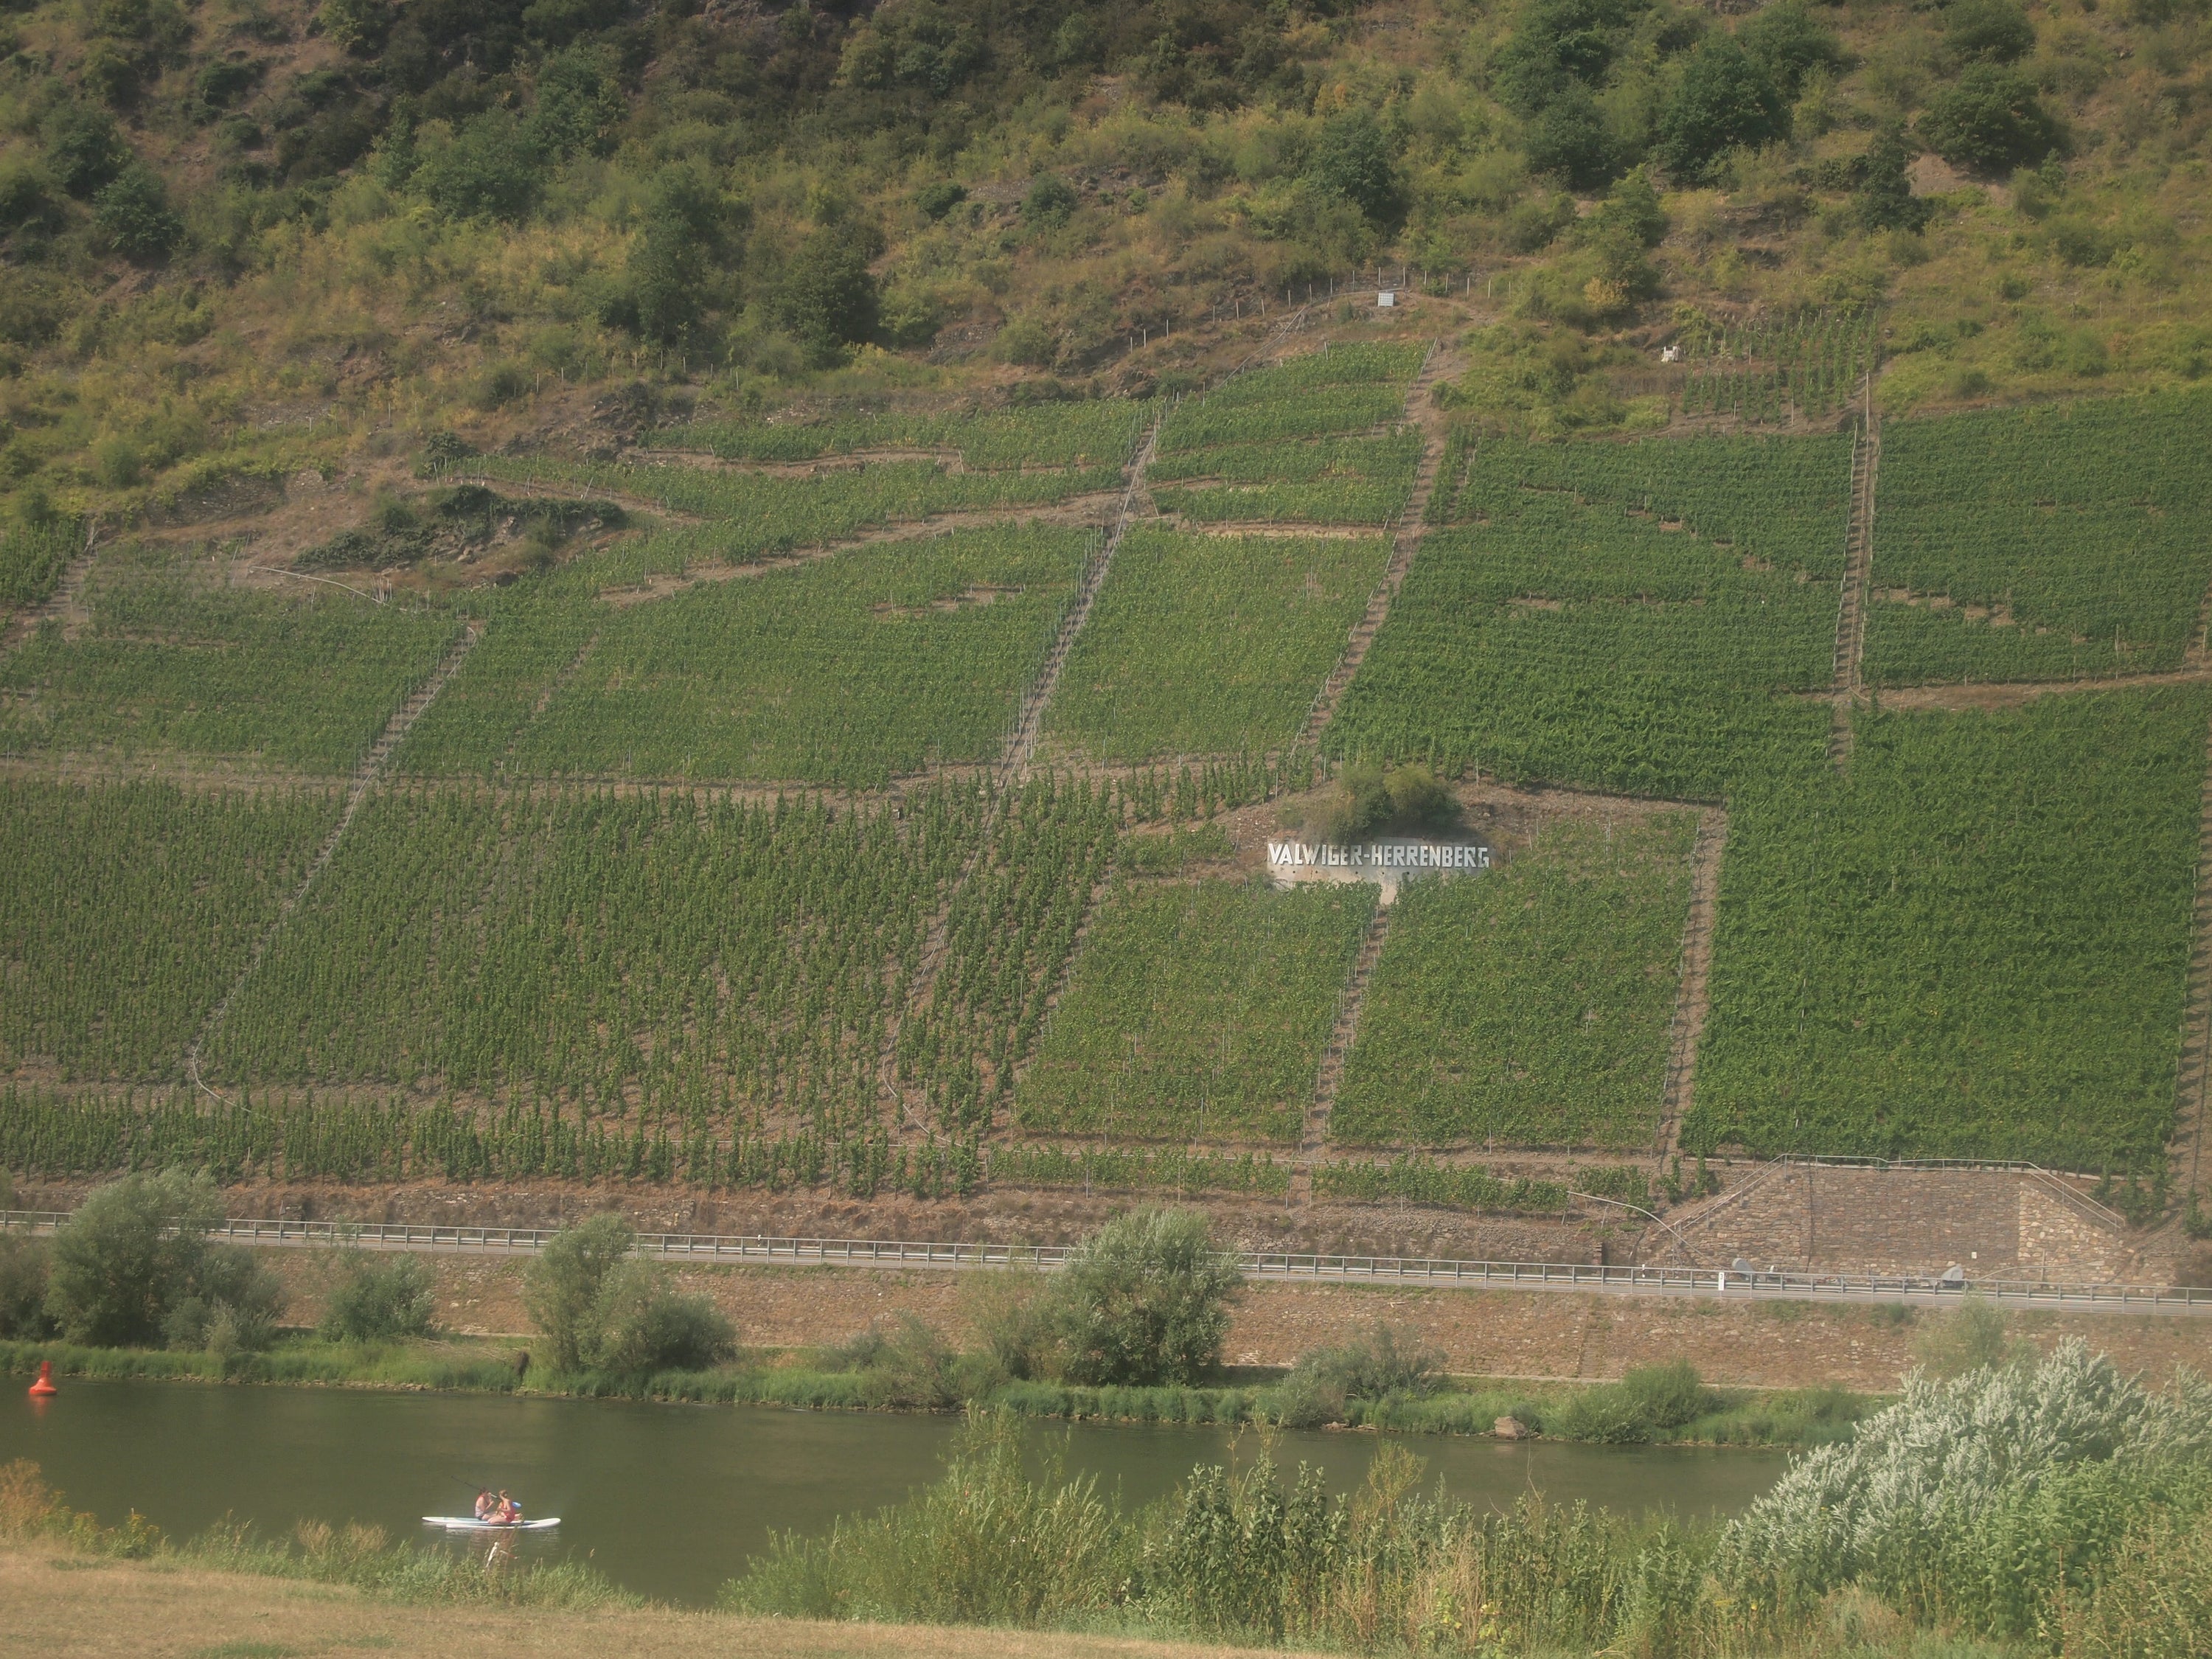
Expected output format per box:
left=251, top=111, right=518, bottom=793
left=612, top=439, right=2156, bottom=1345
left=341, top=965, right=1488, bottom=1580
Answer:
left=1265, top=838, right=1491, bottom=900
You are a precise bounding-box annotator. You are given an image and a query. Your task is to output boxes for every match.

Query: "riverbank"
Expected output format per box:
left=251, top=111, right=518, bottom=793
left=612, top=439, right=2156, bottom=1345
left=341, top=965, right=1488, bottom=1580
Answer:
left=0, top=1545, right=1279, bottom=1659
left=0, top=1334, right=1877, bottom=1447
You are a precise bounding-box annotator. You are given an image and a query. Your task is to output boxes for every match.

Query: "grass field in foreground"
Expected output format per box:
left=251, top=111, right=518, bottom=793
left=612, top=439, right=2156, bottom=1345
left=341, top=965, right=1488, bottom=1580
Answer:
left=1047, top=528, right=1387, bottom=760
left=1017, top=878, right=1376, bottom=1144
left=1688, top=686, right=2210, bottom=1171
left=1332, top=812, right=1700, bottom=1152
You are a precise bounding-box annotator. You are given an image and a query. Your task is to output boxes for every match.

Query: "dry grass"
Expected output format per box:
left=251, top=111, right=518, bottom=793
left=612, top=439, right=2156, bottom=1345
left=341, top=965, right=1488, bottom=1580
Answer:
left=0, top=1545, right=1279, bottom=1659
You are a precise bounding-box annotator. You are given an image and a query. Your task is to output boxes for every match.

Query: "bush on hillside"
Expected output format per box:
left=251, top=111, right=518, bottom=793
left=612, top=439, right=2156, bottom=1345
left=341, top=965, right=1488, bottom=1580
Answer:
left=1292, top=761, right=1456, bottom=844
left=319, top=1250, right=437, bottom=1342
left=161, top=1242, right=285, bottom=1355
left=1910, top=1292, right=2028, bottom=1377
left=1918, top=63, right=2062, bottom=175
left=1657, top=34, right=1790, bottom=182
left=1047, top=1206, right=1238, bottom=1386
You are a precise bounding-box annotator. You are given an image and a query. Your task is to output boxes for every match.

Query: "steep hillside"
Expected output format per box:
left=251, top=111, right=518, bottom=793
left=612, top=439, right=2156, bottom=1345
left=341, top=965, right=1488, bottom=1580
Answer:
left=1, top=0, right=2210, bottom=1267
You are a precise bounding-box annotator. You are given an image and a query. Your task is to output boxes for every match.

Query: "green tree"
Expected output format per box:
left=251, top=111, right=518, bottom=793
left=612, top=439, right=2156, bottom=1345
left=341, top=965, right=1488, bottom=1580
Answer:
left=1944, top=0, right=2036, bottom=65
left=522, top=1211, right=634, bottom=1370
left=1737, top=0, right=1843, bottom=98
left=93, top=164, right=183, bottom=261
left=416, top=110, right=540, bottom=221
left=319, top=1249, right=437, bottom=1341
left=39, top=104, right=131, bottom=198
left=1856, top=122, right=1930, bottom=232
left=527, top=44, right=625, bottom=161
left=1657, top=34, right=1789, bottom=182
left=1047, top=1206, right=1239, bottom=1385
left=1918, top=63, right=2061, bottom=175
left=1588, top=167, right=1667, bottom=246
left=43, top=1171, right=227, bottom=1346
left=161, top=1244, right=286, bottom=1354
left=625, top=162, right=735, bottom=347
left=0, top=1234, right=50, bottom=1338
left=776, top=224, right=882, bottom=368
left=1307, top=110, right=1402, bottom=227
left=1020, top=175, right=1078, bottom=229
left=1912, top=1293, right=2026, bottom=1378
left=1524, top=83, right=1620, bottom=190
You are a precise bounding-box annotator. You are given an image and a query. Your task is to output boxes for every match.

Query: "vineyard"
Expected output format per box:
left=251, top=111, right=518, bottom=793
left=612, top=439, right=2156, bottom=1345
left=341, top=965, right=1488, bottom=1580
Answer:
left=1328, top=433, right=1851, bottom=797
left=403, top=524, right=1093, bottom=786
left=4, top=369, right=2211, bottom=1206
left=0, top=515, right=80, bottom=612
left=0, top=780, right=338, bottom=1081
left=0, top=543, right=463, bottom=773
left=1046, top=528, right=1390, bottom=761
left=1675, top=310, right=1880, bottom=424
left=1688, top=687, right=2210, bottom=1172
left=655, top=398, right=1155, bottom=470
left=1331, top=813, right=1700, bottom=1151
left=1016, top=878, right=1377, bottom=1144
left=1863, top=389, right=2212, bottom=686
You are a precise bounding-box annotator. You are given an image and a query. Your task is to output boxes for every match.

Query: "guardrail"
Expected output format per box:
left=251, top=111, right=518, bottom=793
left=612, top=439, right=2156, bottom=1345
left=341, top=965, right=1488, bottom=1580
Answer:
left=4, top=1211, right=2206, bottom=1314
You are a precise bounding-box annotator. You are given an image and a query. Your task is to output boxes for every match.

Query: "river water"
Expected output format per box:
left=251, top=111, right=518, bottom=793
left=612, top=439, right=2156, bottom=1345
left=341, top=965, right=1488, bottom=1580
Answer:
left=3, top=1380, right=1792, bottom=1605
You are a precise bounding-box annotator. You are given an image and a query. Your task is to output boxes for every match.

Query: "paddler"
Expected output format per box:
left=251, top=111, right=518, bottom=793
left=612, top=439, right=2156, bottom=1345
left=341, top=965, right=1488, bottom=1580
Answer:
left=473, top=1489, right=495, bottom=1521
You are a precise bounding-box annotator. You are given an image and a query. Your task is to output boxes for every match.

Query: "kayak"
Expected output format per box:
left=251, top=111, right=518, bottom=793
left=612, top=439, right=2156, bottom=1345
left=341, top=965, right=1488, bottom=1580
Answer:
left=421, top=1516, right=561, bottom=1531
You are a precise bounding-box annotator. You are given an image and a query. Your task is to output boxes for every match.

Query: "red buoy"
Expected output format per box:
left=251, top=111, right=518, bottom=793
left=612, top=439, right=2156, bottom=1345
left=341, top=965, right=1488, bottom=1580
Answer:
left=27, top=1360, right=56, bottom=1397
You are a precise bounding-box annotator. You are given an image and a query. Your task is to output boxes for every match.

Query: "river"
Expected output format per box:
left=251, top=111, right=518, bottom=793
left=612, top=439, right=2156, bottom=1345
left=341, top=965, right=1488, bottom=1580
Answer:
left=3, top=1380, right=1792, bottom=1605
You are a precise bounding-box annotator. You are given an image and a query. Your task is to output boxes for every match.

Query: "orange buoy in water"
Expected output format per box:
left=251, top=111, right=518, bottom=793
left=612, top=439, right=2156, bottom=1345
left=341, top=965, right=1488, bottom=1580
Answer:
left=27, top=1360, right=56, bottom=1397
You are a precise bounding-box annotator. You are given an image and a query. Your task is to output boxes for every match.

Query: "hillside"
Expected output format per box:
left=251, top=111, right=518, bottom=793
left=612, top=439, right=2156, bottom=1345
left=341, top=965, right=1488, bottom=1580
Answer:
left=1, top=0, right=2210, bottom=1270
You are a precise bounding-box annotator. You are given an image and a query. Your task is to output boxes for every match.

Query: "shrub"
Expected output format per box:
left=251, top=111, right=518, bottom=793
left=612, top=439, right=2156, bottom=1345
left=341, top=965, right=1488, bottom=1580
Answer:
left=1046, top=1206, right=1238, bottom=1386
left=1020, top=174, right=1077, bottom=228
left=916, top=180, right=966, bottom=220
left=590, top=1259, right=735, bottom=1375
left=1306, top=110, right=1402, bottom=226
left=1270, top=1322, right=1444, bottom=1427
left=40, top=104, right=131, bottom=197
left=522, top=1214, right=734, bottom=1375
left=1910, top=1293, right=2026, bottom=1378
left=1551, top=1361, right=1713, bottom=1442
left=93, top=164, right=184, bottom=261
left=1857, top=122, right=1931, bottom=232
left=1737, top=0, right=1843, bottom=97
left=1918, top=64, right=2061, bottom=175
left=417, top=111, right=540, bottom=220
left=319, top=1251, right=436, bottom=1342
left=42, top=1171, right=231, bottom=1346
left=1524, top=85, right=1618, bottom=192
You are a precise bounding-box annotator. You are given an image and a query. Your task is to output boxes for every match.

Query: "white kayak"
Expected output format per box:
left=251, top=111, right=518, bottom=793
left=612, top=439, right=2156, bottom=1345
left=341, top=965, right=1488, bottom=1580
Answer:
left=421, top=1515, right=561, bottom=1531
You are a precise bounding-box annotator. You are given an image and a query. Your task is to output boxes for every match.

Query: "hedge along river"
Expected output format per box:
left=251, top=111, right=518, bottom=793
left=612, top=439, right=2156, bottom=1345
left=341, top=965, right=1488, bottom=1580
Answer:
left=3, top=1380, right=1792, bottom=1606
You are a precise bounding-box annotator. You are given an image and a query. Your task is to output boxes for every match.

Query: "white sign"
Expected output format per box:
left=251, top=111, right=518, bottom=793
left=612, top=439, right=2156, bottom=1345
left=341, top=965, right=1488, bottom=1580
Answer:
left=1377, top=290, right=1397, bottom=308
left=1266, top=838, right=1490, bottom=901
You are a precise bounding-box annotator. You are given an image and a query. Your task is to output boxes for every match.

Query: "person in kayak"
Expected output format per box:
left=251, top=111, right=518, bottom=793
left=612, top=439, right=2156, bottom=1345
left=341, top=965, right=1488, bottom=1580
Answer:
left=473, top=1489, right=495, bottom=1521
left=495, top=1490, right=521, bottom=1524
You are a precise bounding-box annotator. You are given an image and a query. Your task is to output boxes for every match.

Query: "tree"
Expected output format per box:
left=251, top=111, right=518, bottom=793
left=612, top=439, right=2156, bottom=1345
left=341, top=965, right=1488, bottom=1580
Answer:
left=44, top=1171, right=232, bottom=1346
left=626, top=162, right=736, bottom=347
left=522, top=1211, right=633, bottom=1370
left=416, top=110, right=540, bottom=221
left=1524, top=83, right=1620, bottom=191
left=1912, top=1293, right=2026, bottom=1378
left=1047, top=1206, right=1239, bottom=1385
left=527, top=45, right=625, bottom=161
left=776, top=224, right=883, bottom=368
left=1307, top=110, right=1402, bottom=227
left=93, top=165, right=183, bottom=261
left=1737, top=0, right=1843, bottom=99
left=319, top=1250, right=437, bottom=1341
left=1657, top=34, right=1789, bottom=182
left=1588, top=167, right=1667, bottom=246
left=161, top=1244, right=286, bottom=1354
left=39, top=104, right=131, bottom=198
left=1857, top=122, right=1930, bottom=232
left=0, top=1234, right=50, bottom=1338
left=1492, top=0, right=1639, bottom=118
left=1918, top=63, right=2061, bottom=175
left=1944, top=0, right=2036, bottom=66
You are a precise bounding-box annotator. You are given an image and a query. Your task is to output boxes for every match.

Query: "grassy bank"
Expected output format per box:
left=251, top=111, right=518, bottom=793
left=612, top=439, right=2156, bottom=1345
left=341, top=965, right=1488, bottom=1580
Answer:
left=0, top=1335, right=1878, bottom=1449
